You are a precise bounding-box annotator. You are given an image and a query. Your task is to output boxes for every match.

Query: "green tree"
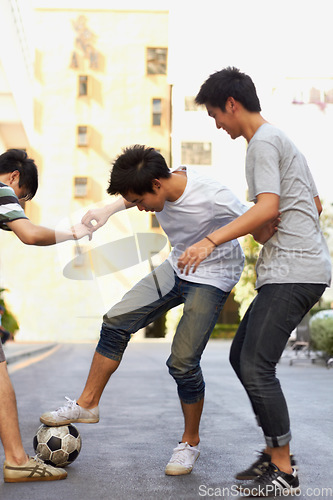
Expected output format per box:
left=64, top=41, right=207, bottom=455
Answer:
left=234, top=200, right=333, bottom=320
left=310, top=316, right=333, bottom=357
left=319, top=201, right=333, bottom=258
left=0, top=288, right=19, bottom=337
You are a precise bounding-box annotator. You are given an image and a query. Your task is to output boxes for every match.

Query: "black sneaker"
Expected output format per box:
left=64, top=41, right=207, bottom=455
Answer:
left=235, top=450, right=298, bottom=480
left=235, top=451, right=271, bottom=480
left=238, top=462, right=300, bottom=497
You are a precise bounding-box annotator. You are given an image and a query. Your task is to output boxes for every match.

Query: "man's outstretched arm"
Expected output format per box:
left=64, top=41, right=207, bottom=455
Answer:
left=178, top=193, right=280, bottom=275
left=81, top=197, right=135, bottom=232
left=7, top=219, right=92, bottom=246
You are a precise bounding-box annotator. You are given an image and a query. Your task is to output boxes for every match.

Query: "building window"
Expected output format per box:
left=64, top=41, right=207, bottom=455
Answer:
left=291, top=79, right=333, bottom=107
left=181, top=142, right=212, bottom=165
left=147, top=48, right=167, bottom=75
left=152, top=99, right=162, bottom=126
left=74, top=177, right=88, bottom=198
left=324, top=89, right=333, bottom=103
left=185, top=96, right=199, bottom=111
left=309, top=87, right=321, bottom=104
left=77, top=126, right=88, bottom=146
left=78, top=75, right=88, bottom=96
left=151, top=214, right=160, bottom=228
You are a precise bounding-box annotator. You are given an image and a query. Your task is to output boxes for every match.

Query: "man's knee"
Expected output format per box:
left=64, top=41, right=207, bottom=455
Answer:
left=238, top=355, right=260, bottom=392
left=166, top=353, right=193, bottom=379
left=229, top=348, right=239, bottom=374
left=167, top=355, right=204, bottom=394
left=97, top=322, right=131, bottom=360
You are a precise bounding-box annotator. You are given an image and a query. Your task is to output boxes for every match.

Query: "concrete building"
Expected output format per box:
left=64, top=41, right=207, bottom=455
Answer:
left=1, top=1, right=332, bottom=341
left=1, top=1, right=171, bottom=341
left=0, top=0, right=34, bottom=150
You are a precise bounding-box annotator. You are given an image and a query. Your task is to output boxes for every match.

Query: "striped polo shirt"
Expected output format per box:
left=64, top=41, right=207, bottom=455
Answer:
left=0, top=182, right=27, bottom=231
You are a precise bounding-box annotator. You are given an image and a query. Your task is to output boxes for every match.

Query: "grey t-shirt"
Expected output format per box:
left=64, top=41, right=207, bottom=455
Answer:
left=246, top=123, right=331, bottom=288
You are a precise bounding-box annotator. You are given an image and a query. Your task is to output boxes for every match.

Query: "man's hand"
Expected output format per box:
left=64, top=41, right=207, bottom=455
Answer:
left=81, top=206, right=114, bottom=232
left=177, top=237, right=216, bottom=275
left=252, top=213, right=281, bottom=244
left=71, top=223, right=93, bottom=241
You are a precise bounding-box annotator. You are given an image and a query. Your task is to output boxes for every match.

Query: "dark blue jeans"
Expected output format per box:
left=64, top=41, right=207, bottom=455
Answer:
left=97, top=261, right=229, bottom=404
left=229, top=283, right=326, bottom=448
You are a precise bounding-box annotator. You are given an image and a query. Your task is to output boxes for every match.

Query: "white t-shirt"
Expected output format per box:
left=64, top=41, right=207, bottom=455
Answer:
left=155, top=167, right=247, bottom=292
left=246, top=123, right=331, bottom=288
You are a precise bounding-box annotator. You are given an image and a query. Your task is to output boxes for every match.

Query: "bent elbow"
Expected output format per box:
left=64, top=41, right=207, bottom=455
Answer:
left=19, top=235, right=38, bottom=245
left=18, top=229, right=41, bottom=245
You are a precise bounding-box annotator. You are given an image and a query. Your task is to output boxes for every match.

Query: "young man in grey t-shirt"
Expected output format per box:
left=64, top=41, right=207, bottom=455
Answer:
left=178, top=67, right=331, bottom=497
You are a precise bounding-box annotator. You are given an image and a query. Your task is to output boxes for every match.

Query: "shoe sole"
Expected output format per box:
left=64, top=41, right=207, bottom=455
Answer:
left=235, top=474, right=258, bottom=480
left=4, top=475, right=67, bottom=482
left=165, top=453, right=200, bottom=476
left=39, top=417, right=99, bottom=426
left=165, top=466, right=193, bottom=476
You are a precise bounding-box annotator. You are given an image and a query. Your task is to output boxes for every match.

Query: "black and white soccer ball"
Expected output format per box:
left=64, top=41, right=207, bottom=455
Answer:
left=33, top=424, right=82, bottom=467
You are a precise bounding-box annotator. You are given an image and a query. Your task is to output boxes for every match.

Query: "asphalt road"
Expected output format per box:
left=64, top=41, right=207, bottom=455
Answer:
left=0, top=340, right=332, bottom=500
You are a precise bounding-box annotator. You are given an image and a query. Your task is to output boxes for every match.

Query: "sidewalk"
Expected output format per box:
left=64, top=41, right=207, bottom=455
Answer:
left=3, top=341, right=57, bottom=366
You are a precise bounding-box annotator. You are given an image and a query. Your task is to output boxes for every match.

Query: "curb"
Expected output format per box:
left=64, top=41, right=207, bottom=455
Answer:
left=6, top=344, right=58, bottom=365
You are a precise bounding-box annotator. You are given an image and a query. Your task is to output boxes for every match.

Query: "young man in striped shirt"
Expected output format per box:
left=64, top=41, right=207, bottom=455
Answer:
left=0, top=148, right=91, bottom=482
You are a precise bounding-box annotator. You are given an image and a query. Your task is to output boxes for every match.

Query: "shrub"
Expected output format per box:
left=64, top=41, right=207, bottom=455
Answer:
left=211, top=324, right=239, bottom=339
left=309, top=317, right=333, bottom=357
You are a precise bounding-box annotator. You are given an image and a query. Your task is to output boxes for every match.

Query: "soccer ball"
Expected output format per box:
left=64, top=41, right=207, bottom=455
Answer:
left=33, top=424, right=82, bottom=467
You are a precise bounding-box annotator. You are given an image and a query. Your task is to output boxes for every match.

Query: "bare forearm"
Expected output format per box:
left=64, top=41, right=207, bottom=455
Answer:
left=81, top=197, right=135, bottom=230
left=7, top=219, right=91, bottom=246
left=18, top=226, right=74, bottom=246
left=314, top=195, right=322, bottom=216
left=208, top=199, right=279, bottom=246
left=101, top=197, right=135, bottom=216
left=177, top=193, right=280, bottom=275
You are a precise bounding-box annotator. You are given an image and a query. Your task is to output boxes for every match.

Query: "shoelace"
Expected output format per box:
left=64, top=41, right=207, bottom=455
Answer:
left=171, top=451, right=186, bottom=465
left=54, top=396, right=77, bottom=415
left=33, top=455, right=46, bottom=465
left=170, top=444, right=192, bottom=465
left=254, top=463, right=280, bottom=484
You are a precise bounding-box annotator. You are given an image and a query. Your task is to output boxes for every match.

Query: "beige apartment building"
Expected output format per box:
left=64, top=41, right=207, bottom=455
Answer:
left=0, top=1, right=171, bottom=341
left=3, top=2, right=331, bottom=341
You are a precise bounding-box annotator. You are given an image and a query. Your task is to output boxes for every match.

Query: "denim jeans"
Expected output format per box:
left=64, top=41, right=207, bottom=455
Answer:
left=97, top=261, right=229, bottom=404
left=229, top=283, right=326, bottom=448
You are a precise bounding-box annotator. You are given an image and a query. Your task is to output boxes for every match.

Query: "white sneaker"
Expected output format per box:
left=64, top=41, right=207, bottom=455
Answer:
left=40, top=397, right=99, bottom=426
left=165, top=442, right=200, bottom=475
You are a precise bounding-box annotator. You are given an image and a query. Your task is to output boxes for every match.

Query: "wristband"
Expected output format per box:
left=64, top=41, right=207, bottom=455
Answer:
left=205, top=236, right=217, bottom=247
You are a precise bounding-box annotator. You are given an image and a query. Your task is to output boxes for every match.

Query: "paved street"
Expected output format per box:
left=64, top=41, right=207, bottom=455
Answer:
left=0, top=340, right=332, bottom=500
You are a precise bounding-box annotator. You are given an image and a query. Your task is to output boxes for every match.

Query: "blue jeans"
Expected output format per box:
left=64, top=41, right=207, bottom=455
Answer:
left=229, top=283, right=326, bottom=448
left=97, top=261, right=229, bottom=404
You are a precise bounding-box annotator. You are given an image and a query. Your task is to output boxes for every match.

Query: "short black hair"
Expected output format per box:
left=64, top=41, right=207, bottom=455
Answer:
left=107, top=145, right=171, bottom=197
left=195, top=66, right=261, bottom=112
left=0, top=149, right=38, bottom=200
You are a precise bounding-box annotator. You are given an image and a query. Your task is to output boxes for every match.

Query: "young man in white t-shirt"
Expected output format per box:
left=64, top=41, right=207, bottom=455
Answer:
left=40, top=144, right=249, bottom=475
left=178, top=67, right=331, bottom=496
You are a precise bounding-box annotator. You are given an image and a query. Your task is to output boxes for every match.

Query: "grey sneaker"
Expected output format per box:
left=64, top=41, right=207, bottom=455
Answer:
left=165, top=442, right=200, bottom=476
left=40, top=397, right=99, bottom=426
left=4, top=455, right=67, bottom=483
